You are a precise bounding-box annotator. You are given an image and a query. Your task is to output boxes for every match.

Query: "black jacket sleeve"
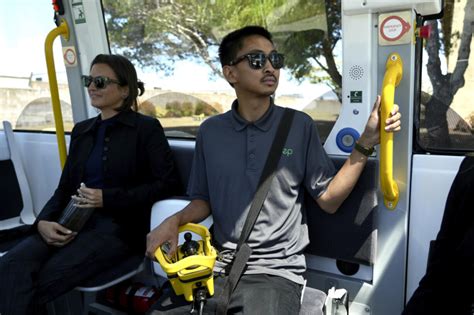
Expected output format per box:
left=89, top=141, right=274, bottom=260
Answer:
left=34, top=126, right=81, bottom=225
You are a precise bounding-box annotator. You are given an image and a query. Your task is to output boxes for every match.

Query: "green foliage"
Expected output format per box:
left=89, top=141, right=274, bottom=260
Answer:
left=195, top=101, right=218, bottom=116
left=138, top=100, right=157, bottom=118
left=165, top=101, right=194, bottom=117
left=163, top=100, right=219, bottom=117
left=103, top=0, right=341, bottom=96
left=154, top=105, right=167, bottom=118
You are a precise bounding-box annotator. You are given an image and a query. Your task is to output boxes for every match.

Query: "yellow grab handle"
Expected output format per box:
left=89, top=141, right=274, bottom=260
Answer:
left=154, top=223, right=217, bottom=301
left=154, top=223, right=217, bottom=274
left=45, top=19, right=69, bottom=169
left=380, top=53, right=403, bottom=210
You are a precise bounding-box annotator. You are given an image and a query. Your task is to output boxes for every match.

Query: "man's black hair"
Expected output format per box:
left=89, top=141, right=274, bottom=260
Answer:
left=218, top=26, right=274, bottom=67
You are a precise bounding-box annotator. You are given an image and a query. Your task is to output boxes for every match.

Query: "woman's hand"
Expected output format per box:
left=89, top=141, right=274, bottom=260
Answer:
left=37, top=220, right=77, bottom=247
left=72, top=183, right=103, bottom=208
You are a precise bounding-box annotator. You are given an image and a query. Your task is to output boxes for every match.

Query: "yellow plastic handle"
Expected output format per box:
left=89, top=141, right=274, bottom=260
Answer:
left=380, top=53, right=403, bottom=210
left=45, top=18, right=69, bottom=169
left=154, top=223, right=217, bottom=274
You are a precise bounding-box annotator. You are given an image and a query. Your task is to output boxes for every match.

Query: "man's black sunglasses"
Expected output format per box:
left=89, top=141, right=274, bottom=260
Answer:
left=228, top=51, right=285, bottom=70
left=81, top=75, right=121, bottom=89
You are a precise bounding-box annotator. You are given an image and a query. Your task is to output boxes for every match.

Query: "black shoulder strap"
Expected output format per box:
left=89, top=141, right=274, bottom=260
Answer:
left=237, top=108, right=295, bottom=249
left=216, top=107, right=295, bottom=314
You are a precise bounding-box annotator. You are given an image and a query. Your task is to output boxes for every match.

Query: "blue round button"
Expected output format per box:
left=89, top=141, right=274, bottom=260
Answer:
left=336, top=128, right=360, bottom=153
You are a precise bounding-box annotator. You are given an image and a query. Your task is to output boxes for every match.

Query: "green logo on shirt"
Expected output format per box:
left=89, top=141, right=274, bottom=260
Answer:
left=282, top=148, right=293, bottom=157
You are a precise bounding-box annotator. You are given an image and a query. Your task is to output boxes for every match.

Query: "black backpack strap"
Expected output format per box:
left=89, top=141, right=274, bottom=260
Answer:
left=216, top=108, right=295, bottom=314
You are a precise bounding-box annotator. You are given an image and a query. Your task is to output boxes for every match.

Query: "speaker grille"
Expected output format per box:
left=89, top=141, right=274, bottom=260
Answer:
left=349, top=65, right=364, bottom=80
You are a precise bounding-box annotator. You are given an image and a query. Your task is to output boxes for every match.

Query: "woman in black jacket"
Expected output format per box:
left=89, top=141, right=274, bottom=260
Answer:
left=0, top=54, right=180, bottom=315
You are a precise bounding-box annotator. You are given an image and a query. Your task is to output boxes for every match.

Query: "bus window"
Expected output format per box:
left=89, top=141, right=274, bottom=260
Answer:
left=417, top=0, right=474, bottom=152
left=0, top=2, right=73, bottom=132
left=102, top=0, right=342, bottom=141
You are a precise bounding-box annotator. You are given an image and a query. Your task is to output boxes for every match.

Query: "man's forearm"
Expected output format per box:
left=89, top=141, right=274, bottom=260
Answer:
left=174, top=199, right=211, bottom=226
left=317, top=149, right=368, bottom=213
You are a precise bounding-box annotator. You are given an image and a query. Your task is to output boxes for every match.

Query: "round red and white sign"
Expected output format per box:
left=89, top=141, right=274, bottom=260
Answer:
left=380, top=16, right=411, bottom=42
left=64, top=48, right=77, bottom=66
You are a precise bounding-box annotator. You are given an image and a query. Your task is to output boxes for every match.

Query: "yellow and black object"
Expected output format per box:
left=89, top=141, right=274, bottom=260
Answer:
left=155, top=223, right=217, bottom=303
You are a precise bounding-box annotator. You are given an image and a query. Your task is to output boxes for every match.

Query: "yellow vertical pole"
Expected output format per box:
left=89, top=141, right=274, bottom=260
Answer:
left=44, top=18, right=69, bottom=169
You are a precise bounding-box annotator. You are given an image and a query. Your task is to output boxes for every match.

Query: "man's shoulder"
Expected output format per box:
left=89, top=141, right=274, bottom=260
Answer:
left=199, top=111, right=231, bottom=131
left=274, top=105, right=314, bottom=125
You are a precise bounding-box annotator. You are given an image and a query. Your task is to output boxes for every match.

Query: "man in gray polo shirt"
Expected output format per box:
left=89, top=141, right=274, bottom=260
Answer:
left=146, top=25, right=401, bottom=314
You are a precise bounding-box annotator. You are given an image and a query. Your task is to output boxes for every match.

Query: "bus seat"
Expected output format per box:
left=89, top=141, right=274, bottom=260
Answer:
left=169, top=141, right=378, bottom=269
left=0, top=121, right=35, bottom=230
left=169, top=140, right=195, bottom=195
left=74, top=256, right=145, bottom=315
left=47, top=256, right=144, bottom=315
left=168, top=142, right=376, bottom=311
left=305, top=157, right=378, bottom=267
left=76, top=256, right=145, bottom=292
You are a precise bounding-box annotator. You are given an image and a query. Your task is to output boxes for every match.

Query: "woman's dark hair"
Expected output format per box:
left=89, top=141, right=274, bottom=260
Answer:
left=90, top=54, right=145, bottom=112
left=218, top=26, right=274, bottom=67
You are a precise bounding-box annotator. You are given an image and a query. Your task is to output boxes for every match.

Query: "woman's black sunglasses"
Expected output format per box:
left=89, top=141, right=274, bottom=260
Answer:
left=81, top=75, right=121, bottom=89
left=228, top=51, right=285, bottom=70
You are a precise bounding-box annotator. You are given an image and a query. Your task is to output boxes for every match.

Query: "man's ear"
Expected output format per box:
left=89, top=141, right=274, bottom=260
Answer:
left=223, top=65, right=237, bottom=85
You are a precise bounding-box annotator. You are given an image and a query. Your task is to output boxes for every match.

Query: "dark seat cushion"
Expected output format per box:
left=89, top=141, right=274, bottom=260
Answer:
left=171, top=142, right=194, bottom=194
left=168, top=144, right=378, bottom=265
left=78, top=255, right=143, bottom=288
left=305, top=157, right=378, bottom=265
left=0, top=160, right=23, bottom=220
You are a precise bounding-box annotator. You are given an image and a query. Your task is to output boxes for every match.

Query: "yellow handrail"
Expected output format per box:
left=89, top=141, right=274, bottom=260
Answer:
left=45, top=18, right=69, bottom=169
left=380, top=53, right=403, bottom=210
